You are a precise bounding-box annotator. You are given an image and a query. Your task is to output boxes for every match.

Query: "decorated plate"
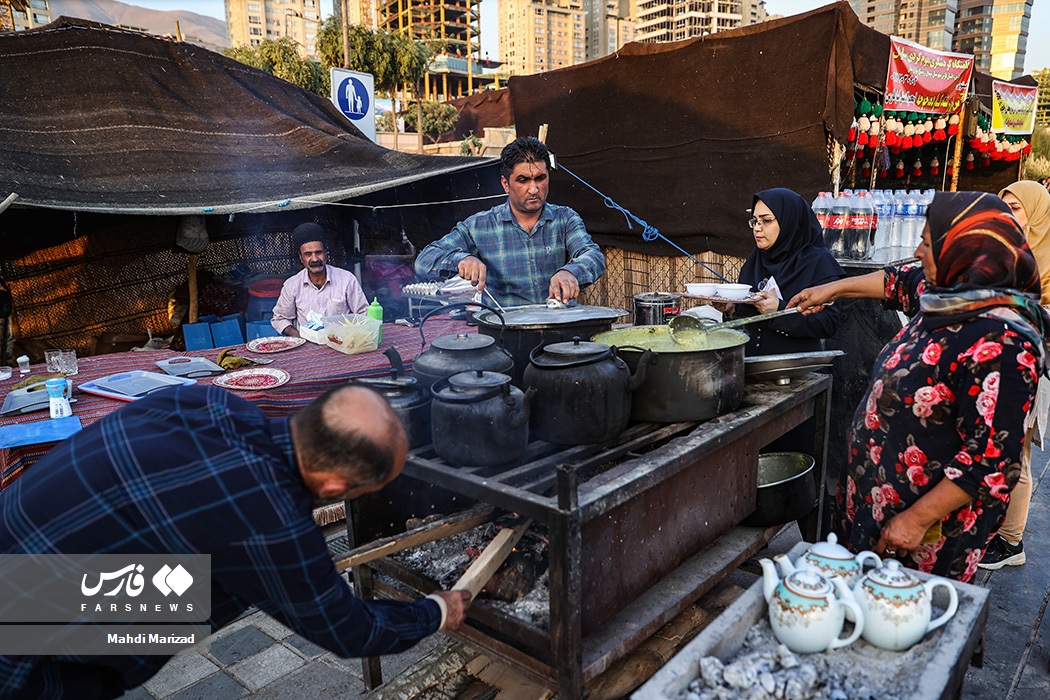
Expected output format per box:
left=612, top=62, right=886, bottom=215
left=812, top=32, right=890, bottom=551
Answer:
left=213, top=367, right=290, bottom=391
left=246, top=336, right=306, bottom=354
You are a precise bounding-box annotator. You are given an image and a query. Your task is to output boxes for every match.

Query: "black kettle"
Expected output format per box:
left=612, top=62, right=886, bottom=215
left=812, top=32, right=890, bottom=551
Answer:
left=524, top=337, right=650, bottom=445
left=411, top=302, right=515, bottom=392
left=351, top=348, right=432, bottom=449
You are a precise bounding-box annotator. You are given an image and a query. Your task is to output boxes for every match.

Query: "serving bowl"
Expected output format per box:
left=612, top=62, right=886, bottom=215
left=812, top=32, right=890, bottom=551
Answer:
left=715, top=283, right=753, bottom=300
left=685, top=282, right=718, bottom=296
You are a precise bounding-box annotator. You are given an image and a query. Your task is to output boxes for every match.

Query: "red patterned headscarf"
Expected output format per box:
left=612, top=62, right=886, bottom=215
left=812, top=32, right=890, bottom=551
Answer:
left=927, top=191, right=1040, bottom=293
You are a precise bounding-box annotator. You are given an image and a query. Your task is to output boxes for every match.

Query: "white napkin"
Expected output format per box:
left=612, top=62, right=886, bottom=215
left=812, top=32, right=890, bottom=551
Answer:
left=303, top=310, right=325, bottom=331
left=760, top=276, right=783, bottom=301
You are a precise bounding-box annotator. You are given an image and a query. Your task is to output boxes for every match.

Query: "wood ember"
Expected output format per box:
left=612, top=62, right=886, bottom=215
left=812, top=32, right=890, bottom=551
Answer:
left=679, top=619, right=924, bottom=700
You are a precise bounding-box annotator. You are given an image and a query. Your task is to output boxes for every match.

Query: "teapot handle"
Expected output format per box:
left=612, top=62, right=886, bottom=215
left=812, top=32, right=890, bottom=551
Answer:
left=828, top=598, right=865, bottom=650
left=855, top=550, right=883, bottom=571
left=923, top=578, right=959, bottom=634
left=419, top=302, right=505, bottom=349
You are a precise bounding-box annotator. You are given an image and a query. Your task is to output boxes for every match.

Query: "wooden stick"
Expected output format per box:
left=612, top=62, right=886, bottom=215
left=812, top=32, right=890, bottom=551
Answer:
left=453, top=519, right=532, bottom=599
left=0, top=193, right=18, bottom=216
left=187, top=254, right=199, bottom=324
left=334, top=505, right=497, bottom=572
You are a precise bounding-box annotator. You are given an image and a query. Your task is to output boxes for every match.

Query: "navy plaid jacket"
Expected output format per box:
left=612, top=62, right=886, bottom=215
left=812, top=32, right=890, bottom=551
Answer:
left=0, top=385, right=439, bottom=698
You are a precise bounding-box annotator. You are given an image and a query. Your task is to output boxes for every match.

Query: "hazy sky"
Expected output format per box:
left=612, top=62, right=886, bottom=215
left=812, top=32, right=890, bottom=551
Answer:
left=130, top=0, right=1050, bottom=73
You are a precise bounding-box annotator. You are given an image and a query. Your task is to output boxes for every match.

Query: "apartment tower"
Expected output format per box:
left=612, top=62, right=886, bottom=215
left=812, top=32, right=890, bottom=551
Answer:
left=226, top=0, right=323, bottom=59
left=584, top=0, right=636, bottom=60
left=499, top=0, right=585, bottom=76
left=2, top=0, right=51, bottom=32
left=634, top=0, right=744, bottom=44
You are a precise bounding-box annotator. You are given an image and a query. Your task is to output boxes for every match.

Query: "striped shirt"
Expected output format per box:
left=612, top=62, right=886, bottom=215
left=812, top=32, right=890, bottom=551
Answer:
left=414, top=201, right=606, bottom=308
left=0, top=386, right=439, bottom=698
left=271, top=265, right=369, bottom=334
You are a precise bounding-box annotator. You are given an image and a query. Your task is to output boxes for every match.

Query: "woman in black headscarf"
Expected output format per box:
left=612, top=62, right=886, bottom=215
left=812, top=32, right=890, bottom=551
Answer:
left=731, top=188, right=845, bottom=356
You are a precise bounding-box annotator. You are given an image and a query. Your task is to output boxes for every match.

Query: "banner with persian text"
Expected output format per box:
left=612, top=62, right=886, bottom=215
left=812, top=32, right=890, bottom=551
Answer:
left=884, top=37, right=974, bottom=115
left=991, top=80, right=1039, bottom=135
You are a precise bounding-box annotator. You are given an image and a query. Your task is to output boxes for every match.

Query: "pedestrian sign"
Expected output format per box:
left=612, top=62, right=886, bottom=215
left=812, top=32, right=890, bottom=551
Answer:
left=330, top=68, right=376, bottom=142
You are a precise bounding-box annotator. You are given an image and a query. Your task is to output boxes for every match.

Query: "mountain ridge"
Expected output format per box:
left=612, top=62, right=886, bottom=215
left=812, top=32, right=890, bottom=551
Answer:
left=50, top=0, right=228, bottom=50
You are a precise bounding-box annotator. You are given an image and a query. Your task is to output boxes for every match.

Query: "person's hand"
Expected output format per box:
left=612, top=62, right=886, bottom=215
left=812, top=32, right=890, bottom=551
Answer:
left=875, top=509, right=929, bottom=557
left=712, top=301, right=735, bottom=317
left=787, top=283, right=836, bottom=315
left=282, top=326, right=301, bottom=338
left=457, top=256, right=487, bottom=295
left=548, top=270, right=580, bottom=303
left=434, top=590, right=472, bottom=631
left=751, top=291, right=779, bottom=314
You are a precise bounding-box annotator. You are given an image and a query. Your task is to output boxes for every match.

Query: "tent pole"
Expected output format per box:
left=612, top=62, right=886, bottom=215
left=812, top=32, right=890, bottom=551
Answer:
left=188, top=254, right=199, bottom=324
left=949, top=123, right=964, bottom=192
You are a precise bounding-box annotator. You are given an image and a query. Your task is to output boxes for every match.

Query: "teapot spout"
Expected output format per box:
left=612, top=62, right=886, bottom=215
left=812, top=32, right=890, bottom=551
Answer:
left=773, top=553, right=796, bottom=578
left=759, top=558, right=780, bottom=603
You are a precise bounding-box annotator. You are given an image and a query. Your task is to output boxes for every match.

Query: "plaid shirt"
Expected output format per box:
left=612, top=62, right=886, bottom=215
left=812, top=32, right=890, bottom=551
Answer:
left=0, top=386, right=439, bottom=698
left=414, top=201, right=606, bottom=308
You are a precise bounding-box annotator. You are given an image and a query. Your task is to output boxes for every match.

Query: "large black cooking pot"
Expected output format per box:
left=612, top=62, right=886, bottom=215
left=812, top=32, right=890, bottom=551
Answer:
left=592, top=325, right=748, bottom=422
left=523, top=337, right=651, bottom=445
left=351, top=348, right=431, bottom=449
left=741, top=452, right=817, bottom=527
left=413, top=302, right=515, bottom=391
left=474, top=304, right=629, bottom=385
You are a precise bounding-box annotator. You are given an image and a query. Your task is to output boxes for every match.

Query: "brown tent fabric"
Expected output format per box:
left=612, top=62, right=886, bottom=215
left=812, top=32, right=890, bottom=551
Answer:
left=0, top=17, right=491, bottom=216
left=444, top=89, right=514, bottom=142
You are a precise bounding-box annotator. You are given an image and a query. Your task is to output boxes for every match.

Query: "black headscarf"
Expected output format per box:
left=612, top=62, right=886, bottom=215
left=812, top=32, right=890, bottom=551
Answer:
left=738, top=188, right=845, bottom=299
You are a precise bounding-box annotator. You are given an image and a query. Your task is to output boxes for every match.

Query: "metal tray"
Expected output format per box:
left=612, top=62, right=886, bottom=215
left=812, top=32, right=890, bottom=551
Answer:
left=744, top=350, right=844, bottom=383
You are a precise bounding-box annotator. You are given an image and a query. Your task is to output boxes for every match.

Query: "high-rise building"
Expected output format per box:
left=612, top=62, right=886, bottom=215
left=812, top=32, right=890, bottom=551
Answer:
left=584, top=0, right=635, bottom=60
left=1035, top=67, right=1050, bottom=126
left=954, top=0, right=1031, bottom=79
left=333, top=0, right=379, bottom=31
left=499, top=0, right=586, bottom=76
left=634, top=0, right=744, bottom=44
left=2, top=0, right=51, bottom=32
left=742, top=0, right=767, bottom=25
left=226, top=0, right=323, bottom=59
left=847, top=0, right=958, bottom=53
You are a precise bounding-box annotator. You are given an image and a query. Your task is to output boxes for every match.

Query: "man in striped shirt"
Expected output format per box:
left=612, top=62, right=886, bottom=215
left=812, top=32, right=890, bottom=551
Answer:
left=415, top=137, right=605, bottom=309
left=0, top=385, right=469, bottom=698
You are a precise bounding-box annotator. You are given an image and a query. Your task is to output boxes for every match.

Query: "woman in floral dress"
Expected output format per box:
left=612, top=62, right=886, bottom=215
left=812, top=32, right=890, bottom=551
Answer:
left=790, top=192, right=1050, bottom=582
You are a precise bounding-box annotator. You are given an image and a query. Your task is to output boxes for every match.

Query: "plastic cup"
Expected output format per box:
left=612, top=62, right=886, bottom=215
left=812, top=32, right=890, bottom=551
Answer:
left=0, top=366, right=11, bottom=380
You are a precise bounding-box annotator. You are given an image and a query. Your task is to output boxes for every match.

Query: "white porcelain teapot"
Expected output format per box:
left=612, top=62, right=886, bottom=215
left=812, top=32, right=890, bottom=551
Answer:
left=852, top=559, right=959, bottom=651
left=760, top=554, right=864, bottom=654
left=799, top=533, right=882, bottom=587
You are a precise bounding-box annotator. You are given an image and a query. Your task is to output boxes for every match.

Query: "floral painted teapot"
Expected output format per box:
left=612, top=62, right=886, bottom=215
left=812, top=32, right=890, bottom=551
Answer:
left=852, top=559, right=959, bottom=651
left=799, top=533, right=882, bottom=587
left=760, top=554, right=864, bottom=654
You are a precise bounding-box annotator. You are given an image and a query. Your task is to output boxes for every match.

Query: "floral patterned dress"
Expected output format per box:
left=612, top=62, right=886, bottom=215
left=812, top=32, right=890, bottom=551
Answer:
left=832, top=265, right=1041, bottom=582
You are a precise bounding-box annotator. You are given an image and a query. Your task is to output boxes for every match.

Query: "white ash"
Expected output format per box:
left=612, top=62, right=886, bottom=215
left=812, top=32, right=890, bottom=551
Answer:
left=487, top=570, right=550, bottom=629
left=679, top=619, right=930, bottom=700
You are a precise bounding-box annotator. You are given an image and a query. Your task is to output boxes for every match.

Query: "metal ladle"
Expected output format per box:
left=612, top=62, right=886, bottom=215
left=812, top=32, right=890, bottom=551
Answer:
left=668, top=307, right=802, bottom=344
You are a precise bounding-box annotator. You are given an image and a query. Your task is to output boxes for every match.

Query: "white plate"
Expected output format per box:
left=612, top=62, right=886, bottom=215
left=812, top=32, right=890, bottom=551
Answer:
left=79, top=371, right=197, bottom=402
left=213, top=367, right=290, bottom=391
left=246, top=336, right=306, bottom=354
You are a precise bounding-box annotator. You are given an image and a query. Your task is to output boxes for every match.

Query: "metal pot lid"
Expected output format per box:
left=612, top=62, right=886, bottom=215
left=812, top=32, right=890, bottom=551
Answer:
left=430, top=332, right=497, bottom=352
left=633, top=291, right=681, bottom=302
left=805, top=532, right=855, bottom=561
left=862, top=559, right=921, bottom=589
left=532, top=337, right=612, bottom=367
left=474, top=304, right=628, bottom=329
left=448, top=369, right=512, bottom=390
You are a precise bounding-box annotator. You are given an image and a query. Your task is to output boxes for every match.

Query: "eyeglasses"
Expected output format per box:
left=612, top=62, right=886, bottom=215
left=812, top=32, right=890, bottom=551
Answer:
left=748, top=217, right=776, bottom=229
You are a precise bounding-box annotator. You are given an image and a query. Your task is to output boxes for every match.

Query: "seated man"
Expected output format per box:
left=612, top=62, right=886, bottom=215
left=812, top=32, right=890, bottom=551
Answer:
left=0, top=384, right=470, bottom=698
left=271, top=223, right=368, bottom=337
left=415, top=136, right=606, bottom=308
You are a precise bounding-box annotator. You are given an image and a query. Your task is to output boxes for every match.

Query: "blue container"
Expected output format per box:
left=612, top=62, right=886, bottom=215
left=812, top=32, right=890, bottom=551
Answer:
left=246, top=321, right=276, bottom=341
left=210, top=319, right=244, bottom=348
left=183, top=323, right=214, bottom=351
left=246, top=278, right=284, bottom=322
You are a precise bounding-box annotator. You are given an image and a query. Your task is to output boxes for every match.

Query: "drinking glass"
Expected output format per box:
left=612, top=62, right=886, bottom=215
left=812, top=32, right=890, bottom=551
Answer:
left=45, top=349, right=62, bottom=373
left=59, top=349, right=78, bottom=376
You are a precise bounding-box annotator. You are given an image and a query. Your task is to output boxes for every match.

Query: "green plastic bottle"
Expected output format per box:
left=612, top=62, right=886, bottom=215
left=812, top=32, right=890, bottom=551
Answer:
left=367, top=297, right=384, bottom=344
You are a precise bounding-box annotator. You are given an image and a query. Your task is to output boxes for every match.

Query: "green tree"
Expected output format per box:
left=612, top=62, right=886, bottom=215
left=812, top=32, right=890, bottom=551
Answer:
left=404, top=100, right=457, bottom=143
left=224, top=38, right=328, bottom=96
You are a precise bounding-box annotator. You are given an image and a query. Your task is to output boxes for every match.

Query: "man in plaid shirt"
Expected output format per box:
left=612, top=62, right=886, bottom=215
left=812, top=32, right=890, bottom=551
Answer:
left=0, top=385, right=469, bottom=699
left=415, top=136, right=605, bottom=308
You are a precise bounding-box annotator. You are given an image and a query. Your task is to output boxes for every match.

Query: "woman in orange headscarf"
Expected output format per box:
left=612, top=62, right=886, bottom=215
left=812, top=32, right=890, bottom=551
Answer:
left=790, top=192, right=1049, bottom=582
left=978, top=181, right=1050, bottom=569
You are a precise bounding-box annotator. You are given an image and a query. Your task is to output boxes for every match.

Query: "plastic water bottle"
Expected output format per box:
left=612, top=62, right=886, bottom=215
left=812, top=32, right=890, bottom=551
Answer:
left=889, top=189, right=907, bottom=250
left=825, top=193, right=850, bottom=258
left=850, top=191, right=876, bottom=259
left=46, top=377, right=72, bottom=419
left=901, top=191, right=921, bottom=250
left=367, top=297, right=384, bottom=344
left=872, top=190, right=894, bottom=254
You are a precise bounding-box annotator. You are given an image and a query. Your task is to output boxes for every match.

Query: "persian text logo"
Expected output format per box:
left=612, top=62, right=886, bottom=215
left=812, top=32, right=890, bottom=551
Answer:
left=152, top=565, right=194, bottom=597
left=81, top=564, right=146, bottom=597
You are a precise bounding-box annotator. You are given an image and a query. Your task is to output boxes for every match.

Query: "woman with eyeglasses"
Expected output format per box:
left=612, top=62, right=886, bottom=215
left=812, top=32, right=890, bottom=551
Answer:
left=976, top=180, right=1050, bottom=570
left=725, top=188, right=845, bottom=356
left=790, top=192, right=1049, bottom=581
